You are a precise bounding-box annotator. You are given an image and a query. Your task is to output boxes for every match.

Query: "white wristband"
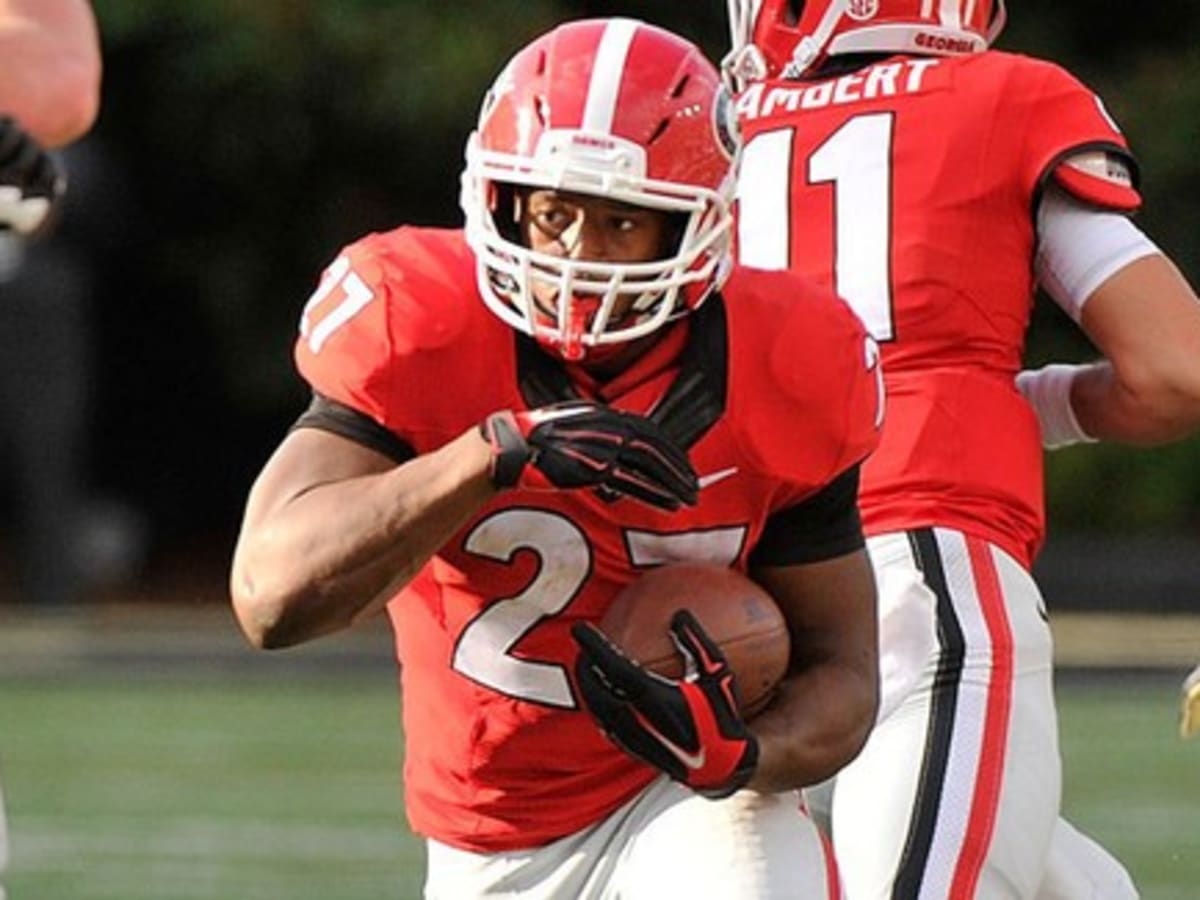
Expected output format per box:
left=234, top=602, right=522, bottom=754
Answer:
left=1015, top=364, right=1096, bottom=450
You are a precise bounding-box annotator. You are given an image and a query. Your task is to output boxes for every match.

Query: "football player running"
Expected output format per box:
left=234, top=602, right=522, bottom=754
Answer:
left=232, top=18, right=885, bottom=898
left=723, top=1, right=1200, bottom=898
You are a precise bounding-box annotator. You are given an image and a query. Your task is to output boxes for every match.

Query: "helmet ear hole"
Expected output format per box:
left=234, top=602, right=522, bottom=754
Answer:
left=784, top=0, right=805, bottom=26
left=493, top=183, right=523, bottom=244
left=659, top=212, right=690, bottom=259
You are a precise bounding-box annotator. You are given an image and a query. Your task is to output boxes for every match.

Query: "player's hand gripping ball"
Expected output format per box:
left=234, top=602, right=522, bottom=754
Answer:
left=572, top=564, right=790, bottom=799
left=598, top=563, right=789, bottom=718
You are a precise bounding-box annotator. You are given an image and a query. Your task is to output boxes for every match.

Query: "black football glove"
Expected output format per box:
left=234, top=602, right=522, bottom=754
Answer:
left=0, top=116, right=66, bottom=235
left=572, top=610, right=758, bottom=799
left=480, top=402, right=699, bottom=511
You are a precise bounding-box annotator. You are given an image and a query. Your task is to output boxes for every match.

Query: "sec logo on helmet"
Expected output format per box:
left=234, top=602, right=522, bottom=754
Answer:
left=848, top=0, right=880, bottom=22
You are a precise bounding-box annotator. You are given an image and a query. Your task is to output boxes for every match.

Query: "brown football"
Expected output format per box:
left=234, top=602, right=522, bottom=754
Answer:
left=600, top=563, right=790, bottom=718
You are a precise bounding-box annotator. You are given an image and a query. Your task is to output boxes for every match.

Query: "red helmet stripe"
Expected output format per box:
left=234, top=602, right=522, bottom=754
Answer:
left=582, top=19, right=639, bottom=135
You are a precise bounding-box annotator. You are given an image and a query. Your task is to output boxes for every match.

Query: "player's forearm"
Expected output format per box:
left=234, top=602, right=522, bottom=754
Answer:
left=231, top=429, right=497, bottom=649
left=1063, top=253, right=1200, bottom=446
left=746, top=657, right=878, bottom=793
left=1072, top=360, right=1200, bottom=446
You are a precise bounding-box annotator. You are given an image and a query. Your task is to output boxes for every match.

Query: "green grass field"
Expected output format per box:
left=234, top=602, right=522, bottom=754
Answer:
left=2, top=671, right=1197, bottom=899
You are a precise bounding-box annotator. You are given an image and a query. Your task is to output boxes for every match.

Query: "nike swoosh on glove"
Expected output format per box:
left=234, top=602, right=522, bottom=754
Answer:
left=480, top=401, right=698, bottom=511
left=573, top=609, right=758, bottom=798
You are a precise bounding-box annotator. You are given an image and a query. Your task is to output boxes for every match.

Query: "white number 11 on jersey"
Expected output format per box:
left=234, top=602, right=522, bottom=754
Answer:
left=737, top=112, right=896, bottom=342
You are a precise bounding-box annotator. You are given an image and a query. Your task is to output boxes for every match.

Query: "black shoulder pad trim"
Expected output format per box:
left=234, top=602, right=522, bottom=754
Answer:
left=512, top=295, right=729, bottom=451
left=291, top=393, right=416, bottom=464
left=649, top=294, right=728, bottom=449
left=515, top=332, right=582, bottom=408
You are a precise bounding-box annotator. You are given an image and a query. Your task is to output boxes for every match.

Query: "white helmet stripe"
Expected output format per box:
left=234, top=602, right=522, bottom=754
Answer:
left=582, top=18, right=639, bottom=134
left=940, top=0, right=963, bottom=28
left=964, top=0, right=978, bottom=24
left=987, top=0, right=1007, bottom=42
left=921, top=0, right=936, bottom=16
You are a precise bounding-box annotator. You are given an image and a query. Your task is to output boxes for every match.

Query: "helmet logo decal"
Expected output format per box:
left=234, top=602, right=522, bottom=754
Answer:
left=847, top=0, right=880, bottom=21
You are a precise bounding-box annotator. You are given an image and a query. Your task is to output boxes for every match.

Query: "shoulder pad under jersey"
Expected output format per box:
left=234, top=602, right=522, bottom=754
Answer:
left=1051, top=148, right=1140, bottom=212
left=989, top=53, right=1141, bottom=211
left=294, top=227, right=479, bottom=428
left=723, top=268, right=881, bottom=485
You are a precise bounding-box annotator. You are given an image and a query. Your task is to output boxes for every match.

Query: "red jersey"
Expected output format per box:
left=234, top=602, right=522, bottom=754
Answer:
left=734, top=51, right=1141, bottom=567
left=293, top=226, right=879, bottom=851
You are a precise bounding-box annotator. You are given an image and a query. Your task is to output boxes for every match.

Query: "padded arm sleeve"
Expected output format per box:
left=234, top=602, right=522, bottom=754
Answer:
left=1035, top=184, right=1160, bottom=322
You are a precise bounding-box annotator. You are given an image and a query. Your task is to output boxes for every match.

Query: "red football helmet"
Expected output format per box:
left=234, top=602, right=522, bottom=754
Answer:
left=724, top=0, right=1007, bottom=88
left=461, top=18, right=738, bottom=361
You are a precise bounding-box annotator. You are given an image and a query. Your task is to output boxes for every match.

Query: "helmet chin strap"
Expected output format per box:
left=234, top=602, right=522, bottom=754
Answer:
left=721, top=44, right=768, bottom=92
left=784, top=0, right=850, bottom=77
left=987, top=0, right=1008, bottom=44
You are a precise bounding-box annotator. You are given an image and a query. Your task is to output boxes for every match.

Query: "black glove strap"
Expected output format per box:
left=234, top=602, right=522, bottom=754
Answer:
left=481, top=411, right=530, bottom=488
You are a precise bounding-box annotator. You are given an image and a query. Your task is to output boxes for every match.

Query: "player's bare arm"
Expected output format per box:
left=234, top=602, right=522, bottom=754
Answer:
left=230, top=425, right=497, bottom=649
left=233, top=397, right=698, bottom=649
left=0, top=0, right=101, bottom=147
left=747, top=549, right=880, bottom=793
left=1071, top=254, right=1200, bottom=445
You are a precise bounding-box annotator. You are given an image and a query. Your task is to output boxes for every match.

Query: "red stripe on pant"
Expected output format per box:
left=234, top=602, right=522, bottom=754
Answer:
left=948, top=536, right=1015, bottom=898
left=820, top=818, right=841, bottom=900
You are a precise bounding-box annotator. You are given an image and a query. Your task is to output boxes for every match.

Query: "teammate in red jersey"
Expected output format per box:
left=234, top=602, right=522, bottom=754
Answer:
left=724, top=2, right=1200, bottom=898
left=232, top=18, right=884, bottom=897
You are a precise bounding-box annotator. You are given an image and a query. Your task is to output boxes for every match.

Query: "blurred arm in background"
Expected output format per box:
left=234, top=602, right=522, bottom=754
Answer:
left=0, top=5, right=102, bottom=894
left=0, top=0, right=101, bottom=148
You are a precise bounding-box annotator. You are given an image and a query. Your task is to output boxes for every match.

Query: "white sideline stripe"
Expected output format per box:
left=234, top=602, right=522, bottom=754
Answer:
left=582, top=18, right=639, bottom=134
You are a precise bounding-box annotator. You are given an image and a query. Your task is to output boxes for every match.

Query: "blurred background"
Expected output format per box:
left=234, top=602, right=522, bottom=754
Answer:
left=1, top=2, right=1198, bottom=899
left=0, top=0, right=1197, bottom=611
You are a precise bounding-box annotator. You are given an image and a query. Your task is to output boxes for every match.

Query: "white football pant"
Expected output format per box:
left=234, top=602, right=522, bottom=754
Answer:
left=424, top=776, right=837, bottom=898
left=805, top=528, right=1136, bottom=899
